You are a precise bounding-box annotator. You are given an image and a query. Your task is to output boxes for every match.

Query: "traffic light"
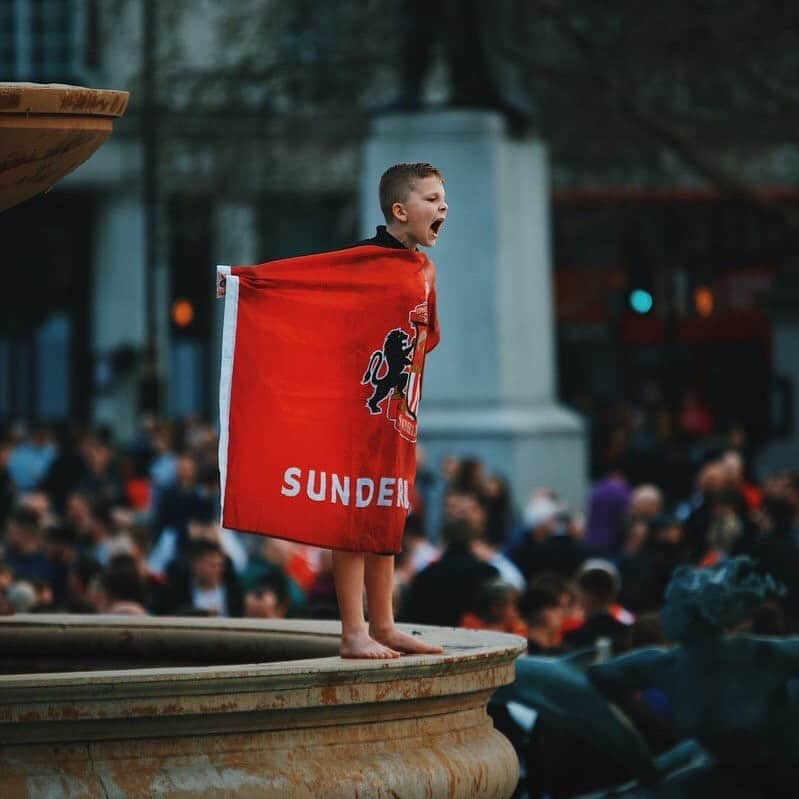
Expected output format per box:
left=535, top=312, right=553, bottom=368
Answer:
left=626, top=264, right=655, bottom=315
left=694, top=286, right=714, bottom=317
left=171, top=298, right=195, bottom=328
left=629, top=288, right=654, bottom=314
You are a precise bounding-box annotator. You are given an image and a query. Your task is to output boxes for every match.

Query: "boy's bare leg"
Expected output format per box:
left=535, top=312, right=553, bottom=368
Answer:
left=332, top=550, right=400, bottom=658
left=365, top=553, right=444, bottom=655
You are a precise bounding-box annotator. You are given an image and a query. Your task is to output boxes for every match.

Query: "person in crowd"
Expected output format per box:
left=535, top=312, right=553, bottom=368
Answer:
left=29, top=578, right=55, bottom=610
left=584, top=459, right=631, bottom=554
left=18, top=489, right=57, bottom=528
left=563, top=560, right=633, bottom=654
left=153, top=539, right=244, bottom=618
left=401, top=517, right=498, bottom=627
left=0, top=562, right=13, bottom=596
left=71, top=495, right=115, bottom=567
left=244, top=569, right=292, bottom=619
left=76, top=433, right=126, bottom=508
left=519, top=582, right=566, bottom=654
left=460, top=579, right=525, bottom=634
left=483, top=474, right=513, bottom=547
left=619, top=513, right=685, bottom=614
left=450, top=457, right=486, bottom=497
left=698, top=492, right=746, bottom=566
left=241, top=537, right=306, bottom=616
left=678, top=390, right=715, bottom=439
left=628, top=484, right=663, bottom=525
left=6, top=580, right=37, bottom=612
left=527, top=571, right=585, bottom=639
left=3, top=507, right=56, bottom=586
left=150, top=451, right=207, bottom=544
left=96, top=554, right=148, bottom=616
left=510, top=494, right=590, bottom=582
left=721, top=449, right=761, bottom=511
left=679, top=459, right=726, bottom=562
left=0, top=439, right=14, bottom=528
left=147, top=424, right=178, bottom=507
left=750, top=493, right=799, bottom=625
left=451, top=488, right=525, bottom=590
left=402, top=512, right=440, bottom=574
left=44, top=523, right=77, bottom=603
left=39, top=424, right=88, bottom=515
left=7, top=425, right=56, bottom=493
left=507, top=493, right=559, bottom=570
left=305, top=549, right=339, bottom=619
left=63, top=555, right=103, bottom=613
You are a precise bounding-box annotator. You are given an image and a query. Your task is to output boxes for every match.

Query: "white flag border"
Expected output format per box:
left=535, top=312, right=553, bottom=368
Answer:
left=216, top=264, right=239, bottom=523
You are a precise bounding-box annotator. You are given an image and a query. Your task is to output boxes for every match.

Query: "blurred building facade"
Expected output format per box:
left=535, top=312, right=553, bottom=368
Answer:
left=2, top=1, right=799, bottom=474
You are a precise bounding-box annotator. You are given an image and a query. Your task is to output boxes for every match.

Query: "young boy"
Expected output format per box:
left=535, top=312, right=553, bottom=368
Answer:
left=218, top=163, right=447, bottom=659
left=334, top=162, right=447, bottom=658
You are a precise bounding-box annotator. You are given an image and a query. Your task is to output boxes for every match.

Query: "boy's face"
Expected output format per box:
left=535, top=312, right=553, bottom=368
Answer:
left=391, top=176, right=447, bottom=248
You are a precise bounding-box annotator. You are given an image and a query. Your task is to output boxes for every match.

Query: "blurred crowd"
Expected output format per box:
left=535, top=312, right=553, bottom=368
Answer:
left=1, top=405, right=798, bottom=660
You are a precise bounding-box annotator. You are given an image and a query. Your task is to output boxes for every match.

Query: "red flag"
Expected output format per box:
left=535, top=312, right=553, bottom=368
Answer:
left=218, top=243, right=439, bottom=554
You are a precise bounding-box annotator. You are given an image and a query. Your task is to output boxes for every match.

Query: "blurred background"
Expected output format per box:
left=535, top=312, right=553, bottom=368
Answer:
left=3, top=6, right=799, bottom=614
left=3, top=1, right=798, bottom=475
left=4, top=5, right=799, bottom=793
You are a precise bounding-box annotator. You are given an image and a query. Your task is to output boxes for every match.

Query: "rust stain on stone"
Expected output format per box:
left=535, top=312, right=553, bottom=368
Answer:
left=320, top=685, right=337, bottom=705
left=58, top=90, right=128, bottom=116
left=0, top=90, right=21, bottom=110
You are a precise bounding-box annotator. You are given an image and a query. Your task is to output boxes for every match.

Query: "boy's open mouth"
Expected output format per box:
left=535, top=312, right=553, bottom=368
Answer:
left=430, top=219, right=444, bottom=235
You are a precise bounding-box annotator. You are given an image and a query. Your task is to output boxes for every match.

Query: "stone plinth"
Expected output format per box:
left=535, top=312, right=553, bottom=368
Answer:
left=0, top=83, right=129, bottom=212
left=0, top=615, right=525, bottom=798
left=361, top=111, right=587, bottom=512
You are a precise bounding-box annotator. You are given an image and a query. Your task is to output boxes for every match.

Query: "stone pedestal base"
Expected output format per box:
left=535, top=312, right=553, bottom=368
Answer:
left=421, top=405, right=587, bottom=514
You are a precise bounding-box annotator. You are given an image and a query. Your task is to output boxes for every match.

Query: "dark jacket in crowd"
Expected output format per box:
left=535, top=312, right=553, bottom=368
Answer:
left=151, top=485, right=213, bottom=541
left=563, top=611, right=632, bottom=654
left=619, top=541, right=683, bottom=614
left=150, top=555, right=244, bottom=618
left=401, top=543, right=498, bottom=627
left=511, top=532, right=591, bottom=582
left=4, top=547, right=57, bottom=586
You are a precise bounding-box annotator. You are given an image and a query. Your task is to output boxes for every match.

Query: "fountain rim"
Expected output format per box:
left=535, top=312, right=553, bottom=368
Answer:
left=0, top=614, right=526, bottom=688
left=0, top=615, right=525, bottom=745
left=0, top=82, right=129, bottom=117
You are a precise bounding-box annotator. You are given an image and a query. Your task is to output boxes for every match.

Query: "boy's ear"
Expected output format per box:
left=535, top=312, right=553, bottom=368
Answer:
left=391, top=201, right=408, bottom=223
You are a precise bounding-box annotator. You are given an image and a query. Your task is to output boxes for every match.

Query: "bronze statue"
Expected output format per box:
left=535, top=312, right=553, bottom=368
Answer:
left=391, top=0, right=536, bottom=132
left=494, top=558, right=799, bottom=797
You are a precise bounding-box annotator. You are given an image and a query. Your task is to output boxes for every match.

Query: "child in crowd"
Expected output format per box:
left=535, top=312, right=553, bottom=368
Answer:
left=332, top=163, right=447, bottom=658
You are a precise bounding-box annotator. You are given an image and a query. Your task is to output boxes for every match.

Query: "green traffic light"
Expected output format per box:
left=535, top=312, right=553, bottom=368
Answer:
left=630, top=289, right=653, bottom=314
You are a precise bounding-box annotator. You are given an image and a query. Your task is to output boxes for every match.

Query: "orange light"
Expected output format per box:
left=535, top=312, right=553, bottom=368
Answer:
left=694, top=286, right=714, bottom=318
left=172, top=298, right=194, bottom=327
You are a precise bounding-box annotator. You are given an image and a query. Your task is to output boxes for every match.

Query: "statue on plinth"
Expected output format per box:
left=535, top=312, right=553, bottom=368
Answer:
left=389, top=0, right=537, bottom=132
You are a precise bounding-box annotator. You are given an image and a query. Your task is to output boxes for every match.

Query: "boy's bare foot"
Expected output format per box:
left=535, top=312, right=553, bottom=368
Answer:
left=370, top=625, right=444, bottom=655
left=340, top=628, right=401, bottom=659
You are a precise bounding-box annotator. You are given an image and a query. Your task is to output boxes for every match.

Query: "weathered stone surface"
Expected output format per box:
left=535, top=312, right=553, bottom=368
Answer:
left=0, top=616, right=525, bottom=798
left=0, top=83, right=129, bottom=212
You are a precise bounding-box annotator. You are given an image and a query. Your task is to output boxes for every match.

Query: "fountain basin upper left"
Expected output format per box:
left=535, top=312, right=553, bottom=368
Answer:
left=0, top=82, right=129, bottom=212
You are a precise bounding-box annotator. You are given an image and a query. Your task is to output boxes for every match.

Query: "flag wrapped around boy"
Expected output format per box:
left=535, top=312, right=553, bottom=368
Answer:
left=217, top=241, right=439, bottom=555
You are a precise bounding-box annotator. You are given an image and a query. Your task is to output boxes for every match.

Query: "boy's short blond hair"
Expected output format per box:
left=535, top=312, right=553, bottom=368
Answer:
left=379, top=162, right=445, bottom=224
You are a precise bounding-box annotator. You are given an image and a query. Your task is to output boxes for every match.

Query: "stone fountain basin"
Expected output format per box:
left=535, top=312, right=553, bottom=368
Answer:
left=0, top=615, right=525, bottom=798
left=0, top=83, right=129, bottom=212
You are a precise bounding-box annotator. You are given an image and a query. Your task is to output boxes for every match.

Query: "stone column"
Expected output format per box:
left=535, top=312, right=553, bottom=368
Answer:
left=361, top=111, right=587, bottom=512
left=211, top=203, right=257, bottom=417
left=91, top=191, right=147, bottom=442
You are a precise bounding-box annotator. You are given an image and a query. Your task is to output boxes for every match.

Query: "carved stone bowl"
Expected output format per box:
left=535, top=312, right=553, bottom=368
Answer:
left=0, top=615, right=525, bottom=798
left=0, top=83, right=129, bottom=211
